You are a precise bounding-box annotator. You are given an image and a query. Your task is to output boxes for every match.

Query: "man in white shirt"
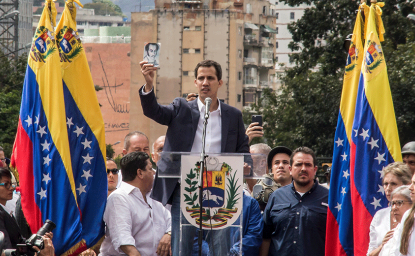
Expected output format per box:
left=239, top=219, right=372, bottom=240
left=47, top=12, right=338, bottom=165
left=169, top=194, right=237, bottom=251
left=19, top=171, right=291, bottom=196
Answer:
left=99, top=152, right=171, bottom=256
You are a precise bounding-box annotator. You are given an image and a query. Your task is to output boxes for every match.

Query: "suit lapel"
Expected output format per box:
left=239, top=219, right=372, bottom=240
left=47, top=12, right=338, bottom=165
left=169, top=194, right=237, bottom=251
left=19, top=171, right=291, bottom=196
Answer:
left=190, top=100, right=200, bottom=148
left=221, top=103, right=230, bottom=152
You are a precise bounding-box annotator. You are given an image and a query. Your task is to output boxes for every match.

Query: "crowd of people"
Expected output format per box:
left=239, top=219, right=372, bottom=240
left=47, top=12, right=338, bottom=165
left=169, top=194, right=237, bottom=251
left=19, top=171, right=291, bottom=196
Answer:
left=1, top=59, right=415, bottom=256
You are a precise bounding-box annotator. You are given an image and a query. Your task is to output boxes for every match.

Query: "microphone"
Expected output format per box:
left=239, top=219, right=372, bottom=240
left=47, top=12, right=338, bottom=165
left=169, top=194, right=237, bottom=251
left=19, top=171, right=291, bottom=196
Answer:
left=204, top=97, right=212, bottom=119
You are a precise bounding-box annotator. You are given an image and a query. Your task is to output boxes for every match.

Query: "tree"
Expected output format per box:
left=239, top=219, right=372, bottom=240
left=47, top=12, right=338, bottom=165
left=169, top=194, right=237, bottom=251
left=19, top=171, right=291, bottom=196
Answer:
left=247, top=0, right=415, bottom=156
left=83, top=0, right=124, bottom=17
left=0, top=53, right=27, bottom=157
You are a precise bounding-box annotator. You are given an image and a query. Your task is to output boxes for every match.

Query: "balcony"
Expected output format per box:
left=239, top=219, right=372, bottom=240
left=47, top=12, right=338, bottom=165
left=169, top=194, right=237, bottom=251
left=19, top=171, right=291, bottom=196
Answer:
left=244, top=34, right=259, bottom=46
left=80, top=36, right=131, bottom=44
left=260, top=58, right=274, bottom=68
left=243, top=57, right=257, bottom=66
left=259, top=81, right=269, bottom=87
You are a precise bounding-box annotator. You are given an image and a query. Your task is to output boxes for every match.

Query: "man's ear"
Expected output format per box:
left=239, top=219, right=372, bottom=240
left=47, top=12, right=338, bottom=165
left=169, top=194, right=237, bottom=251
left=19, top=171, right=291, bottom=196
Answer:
left=122, top=149, right=127, bottom=156
left=136, top=168, right=143, bottom=179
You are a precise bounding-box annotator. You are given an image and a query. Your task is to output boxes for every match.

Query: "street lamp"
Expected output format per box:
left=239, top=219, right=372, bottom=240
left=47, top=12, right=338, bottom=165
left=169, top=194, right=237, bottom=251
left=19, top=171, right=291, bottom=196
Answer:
left=0, top=10, right=19, bottom=20
left=112, top=141, right=121, bottom=146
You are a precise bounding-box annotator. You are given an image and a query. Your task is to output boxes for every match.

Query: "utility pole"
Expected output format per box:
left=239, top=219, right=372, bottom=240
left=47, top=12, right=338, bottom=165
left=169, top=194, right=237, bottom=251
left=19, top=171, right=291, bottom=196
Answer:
left=0, top=0, right=19, bottom=61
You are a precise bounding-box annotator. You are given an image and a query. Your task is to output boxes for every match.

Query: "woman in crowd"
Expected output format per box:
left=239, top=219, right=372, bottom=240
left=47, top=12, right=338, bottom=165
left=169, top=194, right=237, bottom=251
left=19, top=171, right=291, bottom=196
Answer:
left=377, top=186, right=413, bottom=256
left=389, top=172, right=415, bottom=256
left=367, top=162, right=412, bottom=256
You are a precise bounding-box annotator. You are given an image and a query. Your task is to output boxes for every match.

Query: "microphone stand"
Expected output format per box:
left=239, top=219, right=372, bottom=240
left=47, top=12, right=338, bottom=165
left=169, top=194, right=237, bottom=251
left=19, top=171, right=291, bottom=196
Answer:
left=198, top=106, right=210, bottom=256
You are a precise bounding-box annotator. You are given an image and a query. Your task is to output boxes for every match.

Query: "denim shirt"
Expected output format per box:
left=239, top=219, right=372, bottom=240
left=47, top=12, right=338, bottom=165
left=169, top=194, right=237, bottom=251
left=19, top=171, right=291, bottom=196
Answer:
left=263, top=181, right=329, bottom=256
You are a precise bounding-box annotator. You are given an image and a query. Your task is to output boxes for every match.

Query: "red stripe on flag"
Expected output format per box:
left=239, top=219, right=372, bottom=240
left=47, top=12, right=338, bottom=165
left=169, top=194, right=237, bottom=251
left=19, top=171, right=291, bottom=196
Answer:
left=350, top=141, right=372, bottom=256
left=12, top=119, right=42, bottom=233
left=325, top=208, right=348, bottom=256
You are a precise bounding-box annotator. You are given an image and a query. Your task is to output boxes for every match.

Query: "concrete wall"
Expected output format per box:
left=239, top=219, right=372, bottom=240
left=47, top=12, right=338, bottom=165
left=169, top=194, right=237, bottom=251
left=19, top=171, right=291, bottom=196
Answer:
left=84, top=43, right=131, bottom=156
left=99, top=26, right=131, bottom=36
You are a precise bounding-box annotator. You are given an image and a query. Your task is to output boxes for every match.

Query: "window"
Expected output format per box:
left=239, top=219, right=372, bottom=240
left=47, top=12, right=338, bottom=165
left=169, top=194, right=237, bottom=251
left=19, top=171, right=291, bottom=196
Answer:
left=238, top=26, right=242, bottom=36
left=237, top=94, right=241, bottom=103
left=238, top=50, right=242, bottom=58
left=289, top=55, right=293, bottom=63
left=195, top=49, right=201, bottom=54
left=183, top=48, right=189, bottom=53
left=244, top=49, right=249, bottom=58
left=238, top=72, right=242, bottom=80
left=184, top=26, right=190, bottom=30
left=261, top=47, right=273, bottom=66
left=246, top=3, right=252, bottom=14
left=276, top=12, right=279, bottom=19
left=195, top=26, right=201, bottom=31
left=275, top=56, right=278, bottom=62
left=275, top=1, right=278, bottom=4
left=275, top=41, right=278, bottom=48
left=290, top=12, right=295, bottom=19
left=183, top=71, right=189, bottom=76
left=263, top=6, right=266, bottom=15
left=276, top=27, right=278, bottom=34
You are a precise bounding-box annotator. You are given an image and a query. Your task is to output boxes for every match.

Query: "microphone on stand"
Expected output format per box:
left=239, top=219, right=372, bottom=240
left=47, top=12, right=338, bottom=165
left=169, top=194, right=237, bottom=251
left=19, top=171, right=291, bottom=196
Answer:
left=204, top=97, right=212, bottom=119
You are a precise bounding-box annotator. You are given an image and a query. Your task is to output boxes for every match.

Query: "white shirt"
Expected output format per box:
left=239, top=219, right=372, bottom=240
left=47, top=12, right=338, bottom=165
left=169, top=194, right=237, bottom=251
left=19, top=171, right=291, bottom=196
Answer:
left=99, top=182, right=171, bottom=256
left=367, top=207, right=392, bottom=255
left=389, top=209, right=415, bottom=256
left=190, top=97, right=222, bottom=154
left=141, top=87, right=222, bottom=154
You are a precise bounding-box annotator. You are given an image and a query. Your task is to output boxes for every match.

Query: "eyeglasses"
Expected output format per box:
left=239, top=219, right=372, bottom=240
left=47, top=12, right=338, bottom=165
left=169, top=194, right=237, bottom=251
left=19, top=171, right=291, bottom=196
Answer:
left=0, top=182, right=17, bottom=190
left=390, top=200, right=411, bottom=208
left=107, top=168, right=119, bottom=175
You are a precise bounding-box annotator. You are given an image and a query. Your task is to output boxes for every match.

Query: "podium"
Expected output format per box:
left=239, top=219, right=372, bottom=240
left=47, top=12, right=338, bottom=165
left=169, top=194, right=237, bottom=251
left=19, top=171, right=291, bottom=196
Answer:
left=157, top=152, right=267, bottom=256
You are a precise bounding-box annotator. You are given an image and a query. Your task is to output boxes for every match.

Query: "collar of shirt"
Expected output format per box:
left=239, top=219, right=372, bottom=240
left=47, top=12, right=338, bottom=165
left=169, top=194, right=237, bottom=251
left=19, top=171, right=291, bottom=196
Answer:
left=196, top=96, right=221, bottom=116
left=118, top=182, right=151, bottom=204
left=291, top=180, right=319, bottom=198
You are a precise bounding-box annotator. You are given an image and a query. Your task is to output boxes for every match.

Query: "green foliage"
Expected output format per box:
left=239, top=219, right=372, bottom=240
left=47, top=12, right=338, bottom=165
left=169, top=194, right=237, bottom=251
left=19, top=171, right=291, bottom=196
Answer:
left=246, top=0, right=415, bottom=156
left=0, top=53, right=27, bottom=157
left=84, top=0, right=124, bottom=17
left=106, top=143, right=115, bottom=159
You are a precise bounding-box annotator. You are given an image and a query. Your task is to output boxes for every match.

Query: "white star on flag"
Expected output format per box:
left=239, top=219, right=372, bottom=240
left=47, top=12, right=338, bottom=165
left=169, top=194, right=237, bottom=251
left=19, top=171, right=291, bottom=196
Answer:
left=377, top=184, right=385, bottom=195
left=43, top=155, right=52, bottom=166
left=368, top=137, right=379, bottom=150
left=341, top=187, right=346, bottom=196
left=353, top=129, right=358, bottom=137
left=341, top=152, right=348, bottom=161
left=81, top=170, right=93, bottom=181
left=41, top=140, right=50, bottom=152
left=76, top=184, right=87, bottom=195
left=360, top=128, right=370, bottom=141
left=37, top=188, right=47, bottom=199
left=82, top=153, right=94, bottom=164
left=378, top=168, right=385, bottom=179
left=34, top=115, right=39, bottom=125
left=81, top=138, right=92, bottom=149
left=335, top=138, right=344, bottom=147
left=42, top=173, right=51, bottom=185
left=374, top=152, right=386, bottom=164
left=67, top=117, right=74, bottom=128
left=370, top=197, right=382, bottom=209
left=25, top=116, right=32, bottom=127
left=74, top=126, right=84, bottom=137
left=36, top=126, right=47, bottom=138
left=343, top=170, right=350, bottom=179
left=335, top=202, right=342, bottom=211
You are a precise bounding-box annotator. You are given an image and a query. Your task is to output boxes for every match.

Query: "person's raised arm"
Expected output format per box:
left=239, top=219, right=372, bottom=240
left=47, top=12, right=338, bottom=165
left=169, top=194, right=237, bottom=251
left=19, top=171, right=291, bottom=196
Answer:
left=120, top=245, right=141, bottom=256
left=139, top=61, right=157, bottom=93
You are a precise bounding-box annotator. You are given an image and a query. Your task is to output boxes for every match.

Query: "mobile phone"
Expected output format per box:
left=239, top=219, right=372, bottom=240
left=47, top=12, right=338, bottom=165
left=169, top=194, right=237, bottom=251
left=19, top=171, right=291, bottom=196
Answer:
left=251, top=115, right=263, bottom=127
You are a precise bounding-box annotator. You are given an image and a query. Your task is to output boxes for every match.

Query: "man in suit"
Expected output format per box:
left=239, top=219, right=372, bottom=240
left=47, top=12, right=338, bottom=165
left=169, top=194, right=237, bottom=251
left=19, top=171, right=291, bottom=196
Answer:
left=0, top=167, right=24, bottom=249
left=139, top=59, right=249, bottom=255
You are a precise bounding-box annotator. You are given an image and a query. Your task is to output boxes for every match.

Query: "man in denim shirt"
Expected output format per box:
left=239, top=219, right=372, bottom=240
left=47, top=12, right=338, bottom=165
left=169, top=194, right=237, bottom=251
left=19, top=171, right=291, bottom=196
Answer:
left=260, top=146, right=328, bottom=256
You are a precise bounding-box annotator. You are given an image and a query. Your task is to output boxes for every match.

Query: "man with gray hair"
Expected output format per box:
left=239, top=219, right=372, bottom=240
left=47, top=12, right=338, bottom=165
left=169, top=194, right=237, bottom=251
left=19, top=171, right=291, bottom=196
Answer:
left=152, top=135, right=165, bottom=166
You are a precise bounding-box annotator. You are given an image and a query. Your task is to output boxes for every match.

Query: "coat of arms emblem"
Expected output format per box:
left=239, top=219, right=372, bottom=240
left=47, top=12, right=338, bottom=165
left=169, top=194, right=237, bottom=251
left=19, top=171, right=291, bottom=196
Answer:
left=181, top=155, right=243, bottom=229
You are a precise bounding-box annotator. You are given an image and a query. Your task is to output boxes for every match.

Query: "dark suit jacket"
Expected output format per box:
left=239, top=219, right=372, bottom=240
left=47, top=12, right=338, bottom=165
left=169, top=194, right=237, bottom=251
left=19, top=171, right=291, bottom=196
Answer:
left=139, top=86, right=249, bottom=205
left=0, top=205, right=25, bottom=249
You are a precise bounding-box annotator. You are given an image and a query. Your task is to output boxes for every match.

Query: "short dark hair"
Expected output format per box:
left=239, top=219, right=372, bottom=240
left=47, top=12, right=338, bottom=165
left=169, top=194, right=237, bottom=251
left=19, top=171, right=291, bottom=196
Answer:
left=124, top=131, right=149, bottom=151
left=120, top=152, right=149, bottom=182
left=0, top=167, right=11, bottom=180
left=290, top=146, right=317, bottom=166
left=194, top=60, right=222, bottom=81
left=145, top=43, right=159, bottom=53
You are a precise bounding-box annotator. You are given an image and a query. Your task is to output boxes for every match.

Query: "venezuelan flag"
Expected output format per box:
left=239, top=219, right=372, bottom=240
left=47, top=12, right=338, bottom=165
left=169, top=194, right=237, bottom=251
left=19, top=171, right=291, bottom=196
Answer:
left=11, top=0, right=107, bottom=255
left=326, top=6, right=365, bottom=256
left=349, top=2, right=401, bottom=256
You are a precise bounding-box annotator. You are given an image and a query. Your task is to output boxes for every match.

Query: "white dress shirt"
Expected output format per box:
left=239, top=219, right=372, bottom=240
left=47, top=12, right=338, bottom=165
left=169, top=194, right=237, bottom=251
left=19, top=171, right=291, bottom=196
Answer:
left=367, top=207, right=392, bottom=255
left=388, top=209, right=415, bottom=256
left=99, top=182, right=171, bottom=256
left=190, top=96, right=222, bottom=154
